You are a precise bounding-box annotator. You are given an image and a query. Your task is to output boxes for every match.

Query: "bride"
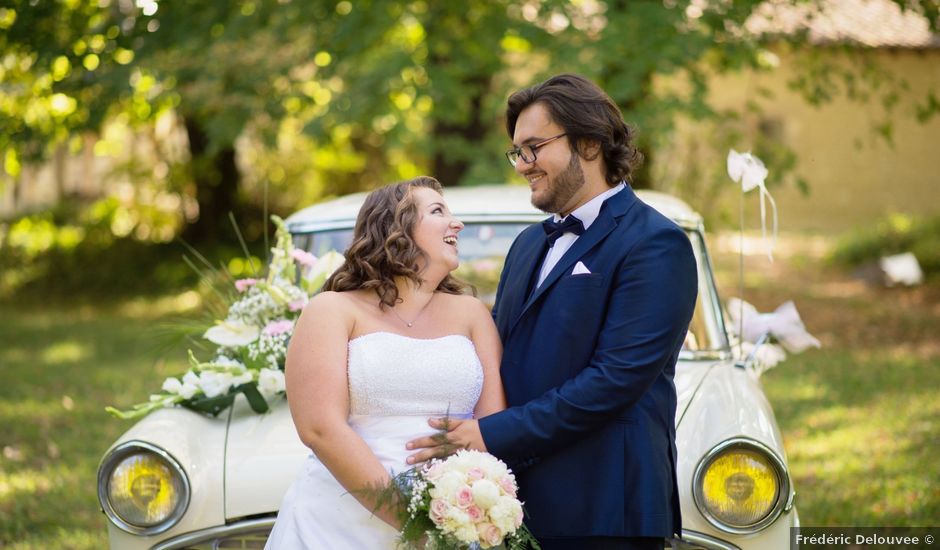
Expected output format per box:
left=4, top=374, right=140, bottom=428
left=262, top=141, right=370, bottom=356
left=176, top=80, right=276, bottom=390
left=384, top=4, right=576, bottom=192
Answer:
left=265, top=176, right=506, bottom=548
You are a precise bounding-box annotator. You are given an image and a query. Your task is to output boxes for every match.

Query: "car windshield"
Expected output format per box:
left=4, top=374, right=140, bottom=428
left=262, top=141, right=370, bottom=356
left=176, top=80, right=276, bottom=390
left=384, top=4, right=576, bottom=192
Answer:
left=294, top=223, right=729, bottom=356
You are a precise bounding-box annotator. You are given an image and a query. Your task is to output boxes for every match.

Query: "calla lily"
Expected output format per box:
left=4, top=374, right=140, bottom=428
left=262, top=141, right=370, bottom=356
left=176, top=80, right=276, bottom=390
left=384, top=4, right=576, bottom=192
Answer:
left=204, top=320, right=260, bottom=347
left=303, top=250, right=346, bottom=293
left=260, top=282, right=290, bottom=305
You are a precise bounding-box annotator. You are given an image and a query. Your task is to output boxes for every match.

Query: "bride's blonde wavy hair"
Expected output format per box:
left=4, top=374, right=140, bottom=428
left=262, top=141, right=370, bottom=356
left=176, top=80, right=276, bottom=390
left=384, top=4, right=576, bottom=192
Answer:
left=324, top=176, right=470, bottom=308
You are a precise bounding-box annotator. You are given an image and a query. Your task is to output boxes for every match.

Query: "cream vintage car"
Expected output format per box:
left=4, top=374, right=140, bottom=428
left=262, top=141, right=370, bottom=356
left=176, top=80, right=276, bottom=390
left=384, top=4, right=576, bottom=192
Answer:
left=98, top=185, right=798, bottom=549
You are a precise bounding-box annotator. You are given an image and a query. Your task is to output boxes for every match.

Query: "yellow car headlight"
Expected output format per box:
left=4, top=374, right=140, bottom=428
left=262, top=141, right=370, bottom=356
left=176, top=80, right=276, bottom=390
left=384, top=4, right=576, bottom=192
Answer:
left=97, top=441, right=190, bottom=535
left=692, top=438, right=790, bottom=534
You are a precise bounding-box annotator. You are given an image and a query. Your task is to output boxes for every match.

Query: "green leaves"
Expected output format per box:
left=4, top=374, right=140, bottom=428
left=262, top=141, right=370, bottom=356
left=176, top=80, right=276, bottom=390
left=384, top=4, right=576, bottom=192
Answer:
left=5, top=0, right=938, bottom=217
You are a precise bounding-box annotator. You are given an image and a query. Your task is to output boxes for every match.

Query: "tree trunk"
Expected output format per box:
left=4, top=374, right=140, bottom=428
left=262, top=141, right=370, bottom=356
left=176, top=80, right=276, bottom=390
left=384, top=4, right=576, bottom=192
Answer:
left=53, top=143, right=67, bottom=200
left=600, top=66, right=655, bottom=190
left=430, top=77, right=491, bottom=187
left=181, top=117, right=241, bottom=244
left=81, top=133, right=97, bottom=198
left=632, top=144, right=653, bottom=190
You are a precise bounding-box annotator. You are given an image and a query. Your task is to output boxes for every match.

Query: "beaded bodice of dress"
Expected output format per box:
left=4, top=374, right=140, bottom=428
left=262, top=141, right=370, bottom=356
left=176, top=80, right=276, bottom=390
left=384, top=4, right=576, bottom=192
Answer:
left=347, top=332, right=483, bottom=417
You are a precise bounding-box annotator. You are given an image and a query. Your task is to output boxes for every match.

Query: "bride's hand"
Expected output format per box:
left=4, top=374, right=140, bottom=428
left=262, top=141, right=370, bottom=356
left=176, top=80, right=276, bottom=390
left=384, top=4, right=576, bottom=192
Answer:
left=404, top=418, right=486, bottom=465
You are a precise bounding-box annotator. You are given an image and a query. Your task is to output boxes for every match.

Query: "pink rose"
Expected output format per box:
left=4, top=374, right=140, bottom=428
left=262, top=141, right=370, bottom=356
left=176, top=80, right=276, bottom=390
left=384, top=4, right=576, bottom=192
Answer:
left=467, top=467, right=485, bottom=481
left=467, top=504, right=483, bottom=522
left=476, top=522, right=503, bottom=548
left=263, top=319, right=294, bottom=336
left=455, top=485, right=474, bottom=509
left=429, top=498, right=448, bottom=525
left=290, top=249, right=317, bottom=267
left=234, top=278, right=258, bottom=293
left=499, top=476, right=517, bottom=497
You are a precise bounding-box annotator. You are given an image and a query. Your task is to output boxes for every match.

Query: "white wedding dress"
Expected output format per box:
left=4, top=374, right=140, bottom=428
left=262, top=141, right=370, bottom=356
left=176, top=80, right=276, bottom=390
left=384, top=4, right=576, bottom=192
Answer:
left=265, top=332, right=484, bottom=549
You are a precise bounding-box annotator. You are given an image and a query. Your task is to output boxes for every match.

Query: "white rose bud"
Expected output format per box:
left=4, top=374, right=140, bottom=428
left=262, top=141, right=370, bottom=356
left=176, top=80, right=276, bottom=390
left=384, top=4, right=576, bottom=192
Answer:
left=258, top=368, right=286, bottom=397
left=471, top=479, right=501, bottom=509
left=161, top=377, right=182, bottom=394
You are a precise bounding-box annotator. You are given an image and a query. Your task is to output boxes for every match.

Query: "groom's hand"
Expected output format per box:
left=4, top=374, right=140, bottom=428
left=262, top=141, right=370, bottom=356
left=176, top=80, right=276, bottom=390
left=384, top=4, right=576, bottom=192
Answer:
left=405, top=418, right=486, bottom=465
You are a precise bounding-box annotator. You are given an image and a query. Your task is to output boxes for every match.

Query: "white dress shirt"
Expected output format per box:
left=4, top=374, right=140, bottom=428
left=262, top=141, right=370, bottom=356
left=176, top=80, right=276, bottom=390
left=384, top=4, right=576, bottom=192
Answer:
left=536, top=183, right=626, bottom=287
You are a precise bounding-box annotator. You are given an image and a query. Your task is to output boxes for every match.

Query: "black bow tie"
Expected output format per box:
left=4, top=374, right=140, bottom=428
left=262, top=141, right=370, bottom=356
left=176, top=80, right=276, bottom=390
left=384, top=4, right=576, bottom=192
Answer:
left=542, top=215, right=585, bottom=246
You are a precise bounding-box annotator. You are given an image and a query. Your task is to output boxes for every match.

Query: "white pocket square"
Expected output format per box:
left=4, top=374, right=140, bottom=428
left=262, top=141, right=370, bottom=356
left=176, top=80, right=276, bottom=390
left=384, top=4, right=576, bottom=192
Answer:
left=571, top=261, right=592, bottom=275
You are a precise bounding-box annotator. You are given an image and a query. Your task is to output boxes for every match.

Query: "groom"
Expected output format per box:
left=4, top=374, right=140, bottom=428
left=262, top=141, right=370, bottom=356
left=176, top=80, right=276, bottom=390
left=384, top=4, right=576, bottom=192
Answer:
left=407, top=74, right=698, bottom=550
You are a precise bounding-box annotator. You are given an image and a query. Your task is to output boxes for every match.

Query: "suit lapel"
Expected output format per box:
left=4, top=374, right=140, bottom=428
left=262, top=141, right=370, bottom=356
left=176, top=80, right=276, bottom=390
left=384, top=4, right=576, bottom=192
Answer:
left=509, top=186, right=640, bottom=335
left=501, top=225, right=548, bottom=335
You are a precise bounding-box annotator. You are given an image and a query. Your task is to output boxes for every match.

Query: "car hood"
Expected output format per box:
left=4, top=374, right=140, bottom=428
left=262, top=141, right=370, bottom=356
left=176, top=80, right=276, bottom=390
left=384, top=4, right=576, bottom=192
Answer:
left=224, top=396, right=308, bottom=520
left=674, top=358, right=719, bottom=428
left=221, top=359, right=723, bottom=519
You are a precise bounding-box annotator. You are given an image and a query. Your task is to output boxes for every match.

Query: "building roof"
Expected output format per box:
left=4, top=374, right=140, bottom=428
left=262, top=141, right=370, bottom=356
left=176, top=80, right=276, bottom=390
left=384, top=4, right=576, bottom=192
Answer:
left=747, top=0, right=940, bottom=49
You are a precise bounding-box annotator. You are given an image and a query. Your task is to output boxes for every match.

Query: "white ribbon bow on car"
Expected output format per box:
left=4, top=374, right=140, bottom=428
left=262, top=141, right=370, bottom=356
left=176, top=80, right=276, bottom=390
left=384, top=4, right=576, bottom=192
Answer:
left=727, top=149, right=778, bottom=262
left=727, top=297, right=822, bottom=354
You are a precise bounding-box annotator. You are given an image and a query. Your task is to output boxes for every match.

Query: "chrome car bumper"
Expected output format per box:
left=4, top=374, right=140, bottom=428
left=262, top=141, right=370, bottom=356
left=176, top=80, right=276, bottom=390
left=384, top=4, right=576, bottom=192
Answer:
left=147, top=519, right=742, bottom=550
left=150, top=517, right=275, bottom=550
left=669, top=530, right=741, bottom=550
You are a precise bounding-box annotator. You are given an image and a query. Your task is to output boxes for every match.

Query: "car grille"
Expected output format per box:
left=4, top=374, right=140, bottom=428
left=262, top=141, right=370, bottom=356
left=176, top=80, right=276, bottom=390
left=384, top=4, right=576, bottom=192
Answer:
left=152, top=519, right=274, bottom=550
left=213, top=530, right=269, bottom=549
left=178, top=529, right=269, bottom=549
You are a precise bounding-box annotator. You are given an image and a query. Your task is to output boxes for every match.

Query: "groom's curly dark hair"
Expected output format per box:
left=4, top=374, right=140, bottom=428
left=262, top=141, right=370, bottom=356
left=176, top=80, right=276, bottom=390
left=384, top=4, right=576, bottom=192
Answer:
left=324, top=176, right=469, bottom=308
left=506, top=73, right=643, bottom=186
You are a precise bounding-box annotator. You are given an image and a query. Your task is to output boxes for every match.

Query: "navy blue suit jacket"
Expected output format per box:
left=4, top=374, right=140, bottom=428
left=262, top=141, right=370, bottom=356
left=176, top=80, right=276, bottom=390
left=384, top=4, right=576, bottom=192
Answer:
left=478, top=186, right=697, bottom=539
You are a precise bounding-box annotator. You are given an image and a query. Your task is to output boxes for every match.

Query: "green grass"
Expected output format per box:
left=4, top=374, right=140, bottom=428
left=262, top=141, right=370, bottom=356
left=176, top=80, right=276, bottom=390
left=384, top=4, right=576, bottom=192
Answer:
left=763, top=348, right=940, bottom=525
left=713, top=234, right=940, bottom=527
left=0, top=297, right=196, bottom=549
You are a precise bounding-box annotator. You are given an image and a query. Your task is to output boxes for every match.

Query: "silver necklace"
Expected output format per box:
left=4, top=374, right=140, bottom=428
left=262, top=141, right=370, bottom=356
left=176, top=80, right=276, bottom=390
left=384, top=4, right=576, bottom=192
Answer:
left=390, top=294, right=435, bottom=328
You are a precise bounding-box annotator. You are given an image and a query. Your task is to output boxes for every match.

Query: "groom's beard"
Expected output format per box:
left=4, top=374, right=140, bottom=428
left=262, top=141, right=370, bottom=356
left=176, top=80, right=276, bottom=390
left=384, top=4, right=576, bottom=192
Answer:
left=532, top=152, right=585, bottom=215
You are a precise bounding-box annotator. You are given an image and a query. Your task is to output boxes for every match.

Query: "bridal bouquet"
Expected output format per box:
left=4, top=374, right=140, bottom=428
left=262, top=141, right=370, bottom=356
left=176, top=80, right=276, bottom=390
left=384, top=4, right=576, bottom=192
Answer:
left=106, top=216, right=343, bottom=420
left=388, top=450, right=540, bottom=550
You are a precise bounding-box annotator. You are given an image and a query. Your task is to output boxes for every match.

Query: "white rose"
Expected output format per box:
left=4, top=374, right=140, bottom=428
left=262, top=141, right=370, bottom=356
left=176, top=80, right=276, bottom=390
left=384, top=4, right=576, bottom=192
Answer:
left=478, top=455, right=508, bottom=480
left=231, top=371, right=253, bottom=386
left=162, top=377, right=182, bottom=394
left=432, top=471, right=466, bottom=501
left=471, top=479, right=501, bottom=509
left=488, top=496, right=523, bottom=534
left=179, top=381, right=199, bottom=399
left=454, top=523, right=479, bottom=544
left=198, top=371, right=233, bottom=398
left=258, top=368, right=286, bottom=397
left=442, top=507, right=471, bottom=535
left=179, top=371, right=201, bottom=398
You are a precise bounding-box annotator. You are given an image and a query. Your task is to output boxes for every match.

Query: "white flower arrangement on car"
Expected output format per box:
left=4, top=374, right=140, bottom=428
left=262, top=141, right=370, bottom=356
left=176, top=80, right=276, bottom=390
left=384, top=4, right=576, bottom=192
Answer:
left=381, top=449, right=539, bottom=550
left=107, top=216, right=343, bottom=419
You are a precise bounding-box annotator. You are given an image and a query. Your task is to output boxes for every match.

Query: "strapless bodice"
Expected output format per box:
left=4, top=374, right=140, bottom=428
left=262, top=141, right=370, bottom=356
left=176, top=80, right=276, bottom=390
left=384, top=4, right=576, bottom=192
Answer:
left=346, top=332, right=483, bottom=417
left=266, top=332, right=486, bottom=549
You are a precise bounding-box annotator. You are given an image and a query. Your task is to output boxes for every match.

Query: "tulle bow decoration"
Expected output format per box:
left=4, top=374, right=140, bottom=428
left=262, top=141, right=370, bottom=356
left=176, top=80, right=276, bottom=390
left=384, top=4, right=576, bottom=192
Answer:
left=727, top=297, right=821, bottom=354
left=727, top=149, right=778, bottom=261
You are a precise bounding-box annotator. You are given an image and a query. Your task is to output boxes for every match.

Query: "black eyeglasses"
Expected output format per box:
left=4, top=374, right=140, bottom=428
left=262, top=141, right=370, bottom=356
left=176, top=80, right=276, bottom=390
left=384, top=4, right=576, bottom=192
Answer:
left=505, top=133, right=567, bottom=167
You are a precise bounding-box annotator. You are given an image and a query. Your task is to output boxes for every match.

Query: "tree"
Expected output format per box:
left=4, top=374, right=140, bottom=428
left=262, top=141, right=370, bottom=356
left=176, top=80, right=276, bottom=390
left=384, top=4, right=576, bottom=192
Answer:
left=2, top=0, right=937, bottom=242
